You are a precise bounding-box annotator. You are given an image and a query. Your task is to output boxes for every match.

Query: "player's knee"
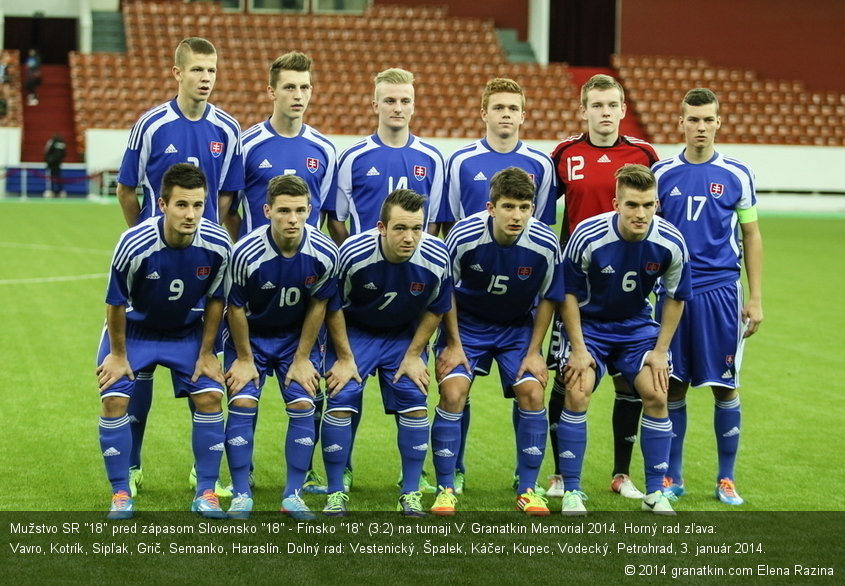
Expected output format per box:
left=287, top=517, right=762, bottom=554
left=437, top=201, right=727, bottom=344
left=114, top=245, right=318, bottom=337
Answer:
left=101, top=396, right=129, bottom=418
left=229, top=396, right=257, bottom=409
left=563, top=387, right=591, bottom=411
left=287, top=399, right=313, bottom=411
left=437, top=379, right=470, bottom=412
left=326, top=409, right=354, bottom=419
left=404, top=408, right=427, bottom=419
left=711, top=386, right=737, bottom=402
left=514, top=383, right=545, bottom=411
left=191, top=390, right=223, bottom=412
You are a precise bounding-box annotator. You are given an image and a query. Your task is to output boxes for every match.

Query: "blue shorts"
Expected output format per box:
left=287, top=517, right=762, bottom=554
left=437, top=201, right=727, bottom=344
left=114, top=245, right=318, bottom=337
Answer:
left=326, top=323, right=429, bottom=415
left=435, top=313, right=540, bottom=398
left=657, top=282, right=744, bottom=389
left=222, top=328, right=323, bottom=406
left=556, top=313, right=664, bottom=392
left=97, top=322, right=223, bottom=400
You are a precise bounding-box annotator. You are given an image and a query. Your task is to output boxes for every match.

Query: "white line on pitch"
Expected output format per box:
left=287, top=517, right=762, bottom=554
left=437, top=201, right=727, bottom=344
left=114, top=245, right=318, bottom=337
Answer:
left=0, top=273, right=109, bottom=285
left=0, top=242, right=112, bottom=255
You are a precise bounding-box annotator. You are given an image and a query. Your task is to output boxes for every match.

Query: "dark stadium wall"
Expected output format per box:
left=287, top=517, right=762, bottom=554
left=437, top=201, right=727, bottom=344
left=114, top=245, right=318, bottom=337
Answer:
left=374, top=0, right=530, bottom=40
left=619, top=0, right=845, bottom=93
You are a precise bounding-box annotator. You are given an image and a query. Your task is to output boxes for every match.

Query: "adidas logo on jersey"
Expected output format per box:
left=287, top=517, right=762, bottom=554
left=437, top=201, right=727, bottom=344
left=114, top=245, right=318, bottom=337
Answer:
left=434, top=448, right=455, bottom=458
left=522, top=446, right=543, bottom=456
left=670, top=186, right=683, bottom=196
left=164, top=144, right=178, bottom=154
left=227, top=436, right=248, bottom=446
left=412, top=443, right=429, bottom=451
left=258, top=159, right=273, bottom=169
left=597, top=154, right=611, bottom=163
left=601, top=265, right=615, bottom=274
left=209, top=442, right=225, bottom=452
left=363, top=282, right=378, bottom=290
left=722, top=426, right=741, bottom=438
left=323, top=444, right=342, bottom=453
left=261, top=281, right=276, bottom=290
left=559, top=450, right=576, bottom=459
left=146, top=271, right=160, bottom=280
left=294, top=437, right=314, bottom=446
left=653, top=461, right=669, bottom=471
left=470, top=263, right=483, bottom=272
left=473, top=171, right=487, bottom=181
left=366, top=166, right=380, bottom=176
left=102, top=447, right=121, bottom=457
left=721, top=370, right=733, bottom=379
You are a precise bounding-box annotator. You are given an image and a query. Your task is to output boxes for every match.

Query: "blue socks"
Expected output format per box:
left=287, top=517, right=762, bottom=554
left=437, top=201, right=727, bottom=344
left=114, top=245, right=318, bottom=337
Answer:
left=397, top=414, right=429, bottom=494
left=192, top=411, right=224, bottom=495
left=431, top=407, right=462, bottom=489
left=715, top=397, right=741, bottom=481
left=516, top=408, right=547, bottom=493
left=284, top=406, right=316, bottom=497
left=225, top=404, right=257, bottom=496
left=99, top=414, right=131, bottom=494
left=321, top=413, right=352, bottom=493
left=557, top=408, right=587, bottom=492
left=641, top=414, right=673, bottom=494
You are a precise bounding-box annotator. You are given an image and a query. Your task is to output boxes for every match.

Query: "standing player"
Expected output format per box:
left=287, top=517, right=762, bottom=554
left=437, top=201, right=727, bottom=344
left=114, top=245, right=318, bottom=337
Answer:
left=239, top=51, right=337, bottom=236
left=438, top=78, right=557, bottom=495
left=556, top=164, right=691, bottom=516
left=438, top=78, right=556, bottom=232
left=319, top=189, right=452, bottom=517
left=329, top=68, right=445, bottom=242
left=96, top=164, right=231, bottom=519
left=547, top=74, right=659, bottom=499
left=653, top=88, right=763, bottom=505
left=115, top=37, right=244, bottom=498
left=222, top=175, right=353, bottom=519
left=238, top=50, right=338, bottom=493
left=431, top=167, right=562, bottom=516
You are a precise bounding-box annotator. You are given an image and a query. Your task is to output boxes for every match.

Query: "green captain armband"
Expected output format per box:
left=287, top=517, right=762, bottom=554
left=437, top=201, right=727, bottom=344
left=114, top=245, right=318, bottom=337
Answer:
left=737, top=205, right=758, bottom=223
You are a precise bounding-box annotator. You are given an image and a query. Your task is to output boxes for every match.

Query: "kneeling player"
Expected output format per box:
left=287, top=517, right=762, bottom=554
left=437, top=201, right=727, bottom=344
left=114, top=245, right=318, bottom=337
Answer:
left=431, top=167, right=562, bottom=516
left=556, top=164, right=690, bottom=516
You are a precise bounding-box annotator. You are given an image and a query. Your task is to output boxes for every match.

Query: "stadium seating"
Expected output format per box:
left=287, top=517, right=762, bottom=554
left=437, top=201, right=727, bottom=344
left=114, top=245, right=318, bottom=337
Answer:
left=0, top=50, right=23, bottom=128
left=69, top=1, right=578, bottom=149
left=67, top=3, right=844, bottom=148
left=613, top=54, right=845, bottom=146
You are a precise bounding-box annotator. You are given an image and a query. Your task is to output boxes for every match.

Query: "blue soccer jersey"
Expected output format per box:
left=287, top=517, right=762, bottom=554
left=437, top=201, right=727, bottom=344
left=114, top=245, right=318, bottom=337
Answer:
left=334, top=134, right=445, bottom=234
left=118, top=99, right=245, bottom=223
left=439, top=138, right=557, bottom=225
left=105, top=216, right=231, bottom=333
left=564, top=212, right=691, bottom=321
left=226, top=223, right=339, bottom=330
left=239, top=121, right=337, bottom=235
left=336, top=229, right=452, bottom=331
left=653, top=151, right=756, bottom=292
left=445, top=211, right=563, bottom=324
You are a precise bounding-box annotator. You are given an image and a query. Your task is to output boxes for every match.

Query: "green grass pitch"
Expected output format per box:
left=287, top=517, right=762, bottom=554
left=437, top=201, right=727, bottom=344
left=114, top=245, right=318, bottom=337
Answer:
left=1, top=199, right=843, bottom=514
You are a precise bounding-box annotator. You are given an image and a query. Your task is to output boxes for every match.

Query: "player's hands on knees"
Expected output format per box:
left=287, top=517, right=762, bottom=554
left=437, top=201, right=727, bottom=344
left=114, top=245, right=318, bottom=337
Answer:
left=562, top=348, right=595, bottom=395
left=224, top=357, right=260, bottom=395
left=395, top=354, right=430, bottom=395
left=96, top=353, right=134, bottom=392
left=192, top=351, right=224, bottom=385
left=517, top=352, right=549, bottom=388
left=435, top=344, right=471, bottom=382
left=741, top=300, right=763, bottom=338
left=285, top=356, right=321, bottom=397
left=325, top=357, right=362, bottom=397
left=644, top=349, right=670, bottom=394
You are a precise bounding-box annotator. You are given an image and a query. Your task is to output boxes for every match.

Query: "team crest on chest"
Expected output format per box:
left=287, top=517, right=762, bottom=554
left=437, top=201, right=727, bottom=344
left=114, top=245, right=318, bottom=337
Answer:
left=306, top=157, right=320, bottom=174
left=517, top=266, right=532, bottom=280
left=196, top=266, right=211, bottom=280
left=709, top=182, right=724, bottom=198
left=209, top=141, right=224, bottom=158
left=409, top=282, right=425, bottom=295
left=413, top=165, right=427, bottom=181
left=304, top=275, right=318, bottom=287
left=644, top=262, right=661, bottom=275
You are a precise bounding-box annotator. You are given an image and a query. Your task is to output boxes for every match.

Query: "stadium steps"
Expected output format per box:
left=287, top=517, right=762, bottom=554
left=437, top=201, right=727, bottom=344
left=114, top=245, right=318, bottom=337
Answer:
left=20, top=64, right=79, bottom=163
left=497, top=29, right=537, bottom=63
left=91, top=11, right=127, bottom=53
left=568, top=65, right=649, bottom=140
